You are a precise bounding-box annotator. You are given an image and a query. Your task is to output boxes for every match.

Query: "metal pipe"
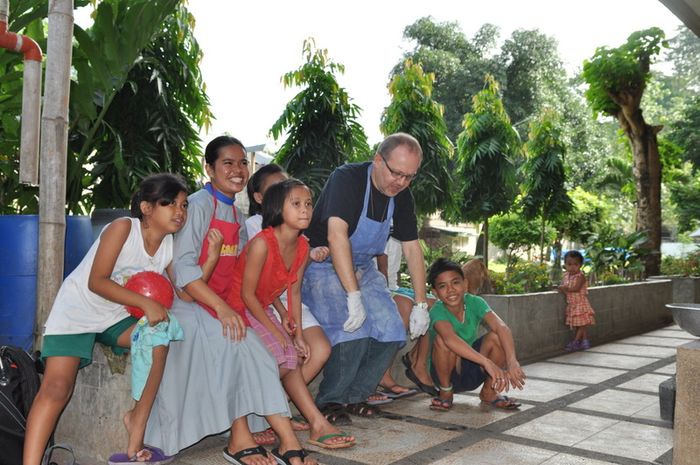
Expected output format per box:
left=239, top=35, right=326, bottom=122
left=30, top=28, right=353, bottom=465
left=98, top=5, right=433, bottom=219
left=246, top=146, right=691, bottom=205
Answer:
left=0, top=0, right=43, bottom=185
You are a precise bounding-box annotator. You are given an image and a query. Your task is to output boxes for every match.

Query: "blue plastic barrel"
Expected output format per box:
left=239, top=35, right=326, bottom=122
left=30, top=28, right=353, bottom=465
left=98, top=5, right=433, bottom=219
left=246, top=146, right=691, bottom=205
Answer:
left=0, top=215, right=92, bottom=351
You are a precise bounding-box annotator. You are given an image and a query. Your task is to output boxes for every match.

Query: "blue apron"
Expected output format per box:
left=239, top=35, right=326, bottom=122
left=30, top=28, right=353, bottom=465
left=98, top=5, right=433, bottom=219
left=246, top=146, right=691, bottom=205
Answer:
left=302, top=165, right=406, bottom=346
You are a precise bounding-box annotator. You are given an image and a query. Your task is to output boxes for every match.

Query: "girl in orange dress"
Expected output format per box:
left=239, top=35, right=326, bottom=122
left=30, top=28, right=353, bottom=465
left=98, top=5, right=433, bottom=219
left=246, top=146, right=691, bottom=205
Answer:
left=558, top=250, right=596, bottom=351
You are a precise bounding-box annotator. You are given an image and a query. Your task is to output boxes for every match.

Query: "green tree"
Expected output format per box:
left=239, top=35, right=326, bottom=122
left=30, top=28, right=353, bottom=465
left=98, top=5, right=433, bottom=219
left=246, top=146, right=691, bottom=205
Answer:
left=521, top=109, right=572, bottom=262
left=489, top=212, right=544, bottom=270
left=668, top=93, right=700, bottom=170
left=0, top=0, right=204, bottom=214
left=88, top=3, right=212, bottom=208
left=668, top=163, right=700, bottom=233
left=497, top=30, right=569, bottom=134
left=380, top=60, right=453, bottom=217
left=444, top=75, right=520, bottom=267
left=399, top=17, right=499, bottom=141
left=583, top=27, right=667, bottom=276
left=270, top=39, right=369, bottom=196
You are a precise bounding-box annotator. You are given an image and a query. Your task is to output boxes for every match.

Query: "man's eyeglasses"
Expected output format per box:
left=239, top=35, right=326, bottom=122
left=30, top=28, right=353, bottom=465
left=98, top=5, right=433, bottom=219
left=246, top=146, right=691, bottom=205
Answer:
left=380, top=156, right=418, bottom=182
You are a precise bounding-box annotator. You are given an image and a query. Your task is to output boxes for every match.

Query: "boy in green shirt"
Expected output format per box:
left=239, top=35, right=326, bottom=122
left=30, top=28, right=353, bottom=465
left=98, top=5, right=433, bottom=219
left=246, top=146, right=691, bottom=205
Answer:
left=427, top=258, right=526, bottom=411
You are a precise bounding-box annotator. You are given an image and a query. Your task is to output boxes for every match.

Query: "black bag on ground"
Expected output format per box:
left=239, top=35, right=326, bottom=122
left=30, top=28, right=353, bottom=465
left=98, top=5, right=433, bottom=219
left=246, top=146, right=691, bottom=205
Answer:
left=0, top=345, right=41, bottom=465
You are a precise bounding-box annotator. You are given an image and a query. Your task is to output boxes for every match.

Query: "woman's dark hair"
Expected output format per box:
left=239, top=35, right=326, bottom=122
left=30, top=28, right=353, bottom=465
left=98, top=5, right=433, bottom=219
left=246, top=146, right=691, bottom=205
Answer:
left=204, top=135, right=246, bottom=167
left=427, top=258, right=464, bottom=288
left=262, top=178, right=308, bottom=229
left=247, top=163, right=287, bottom=216
left=130, top=173, right=188, bottom=219
left=564, top=250, right=584, bottom=265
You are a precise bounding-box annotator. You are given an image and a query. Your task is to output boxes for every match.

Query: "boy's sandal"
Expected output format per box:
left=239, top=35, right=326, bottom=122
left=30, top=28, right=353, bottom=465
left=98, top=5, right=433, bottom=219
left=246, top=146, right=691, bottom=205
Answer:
left=404, top=366, right=439, bottom=397
left=307, top=432, right=356, bottom=450
left=223, top=445, right=269, bottom=465
left=252, top=427, right=277, bottom=445
left=429, top=396, right=453, bottom=411
left=485, top=395, right=521, bottom=410
left=320, top=403, right=352, bottom=426
left=271, top=447, right=310, bottom=465
left=346, top=401, right=381, bottom=418
left=291, top=415, right=310, bottom=431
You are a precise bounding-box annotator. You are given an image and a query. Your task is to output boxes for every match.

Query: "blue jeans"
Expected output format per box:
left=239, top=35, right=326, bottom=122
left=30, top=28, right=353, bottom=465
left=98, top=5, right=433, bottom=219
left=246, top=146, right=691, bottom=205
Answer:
left=316, top=338, right=401, bottom=406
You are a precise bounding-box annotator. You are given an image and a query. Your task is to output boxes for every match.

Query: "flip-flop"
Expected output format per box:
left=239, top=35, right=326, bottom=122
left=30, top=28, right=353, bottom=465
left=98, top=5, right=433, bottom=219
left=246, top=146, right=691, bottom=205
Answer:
left=484, top=395, right=521, bottom=410
left=271, top=447, right=310, bottom=465
left=346, top=401, right=381, bottom=418
left=404, top=366, right=439, bottom=397
left=307, top=432, right=356, bottom=450
left=429, top=396, right=453, bottom=411
left=366, top=392, right=394, bottom=405
left=223, top=445, right=270, bottom=465
left=108, top=445, right=174, bottom=465
left=377, top=384, right=419, bottom=399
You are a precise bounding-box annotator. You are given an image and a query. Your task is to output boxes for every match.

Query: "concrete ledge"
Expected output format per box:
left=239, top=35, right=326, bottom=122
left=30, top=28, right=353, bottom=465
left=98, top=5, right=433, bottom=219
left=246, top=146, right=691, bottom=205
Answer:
left=55, top=279, right=682, bottom=463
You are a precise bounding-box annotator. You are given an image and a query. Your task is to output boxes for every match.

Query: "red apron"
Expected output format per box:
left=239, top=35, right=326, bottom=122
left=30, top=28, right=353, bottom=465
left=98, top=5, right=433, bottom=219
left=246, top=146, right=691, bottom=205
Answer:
left=197, top=188, right=240, bottom=319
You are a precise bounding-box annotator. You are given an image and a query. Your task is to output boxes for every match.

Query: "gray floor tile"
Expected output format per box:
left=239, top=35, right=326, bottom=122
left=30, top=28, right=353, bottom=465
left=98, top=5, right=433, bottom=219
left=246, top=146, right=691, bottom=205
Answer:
left=587, top=342, right=677, bottom=358
left=654, top=362, right=676, bottom=375
left=569, top=389, right=658, bottom=416
left=547, top=351, right=657, bottom=370
left=308, top=415, right=460, bottom=465
left=504, top=411, right=618, bottom=447
left=508, top=378, right=587, bottom=403
left=381, top=393, right=531, bottom=428
left=431, top=438, right=556, bottom=465
left=617, top=335, right=692, bottom=347
left=540, top=453, right=619, bottom=465
left=617, top=373, right=672, bottom=393
left=575, top=421, right=673, bottom=461
left=632, top=402, right=664, bottom=421
left=644, top=329, right=696, bottom=339
left=523, top=362, right=625, bottom=384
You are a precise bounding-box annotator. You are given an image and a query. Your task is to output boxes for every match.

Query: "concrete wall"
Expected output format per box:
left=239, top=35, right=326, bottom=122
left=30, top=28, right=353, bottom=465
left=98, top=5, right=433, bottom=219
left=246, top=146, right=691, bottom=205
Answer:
left=483, top=279, right=675, bottom=363
left=55, top=277, right=699, bottom=463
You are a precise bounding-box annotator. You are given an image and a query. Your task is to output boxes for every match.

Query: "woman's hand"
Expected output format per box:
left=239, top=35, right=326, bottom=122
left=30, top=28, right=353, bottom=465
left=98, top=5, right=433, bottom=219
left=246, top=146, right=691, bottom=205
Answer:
left=140, top=298, right=169, bottom=326
left=294, top=334, right=310, bottom=362
left=206, top=228, right=224, bottom=259
left=309, top=246, right=329, bottom=262
left=216, top=307, right=246, bottom=341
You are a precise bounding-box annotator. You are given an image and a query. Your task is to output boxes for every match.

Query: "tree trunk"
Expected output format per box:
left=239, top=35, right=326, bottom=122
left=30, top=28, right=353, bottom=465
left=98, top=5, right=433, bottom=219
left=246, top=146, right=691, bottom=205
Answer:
left=540, top=214, right=546, bottom=263
left=551, top=234, right=563, bottom=283
left=36, top=0, right=73, bottom=349
left=616, top=107, right=662, bottom=277
left=482, top=217, right=489, bottom=269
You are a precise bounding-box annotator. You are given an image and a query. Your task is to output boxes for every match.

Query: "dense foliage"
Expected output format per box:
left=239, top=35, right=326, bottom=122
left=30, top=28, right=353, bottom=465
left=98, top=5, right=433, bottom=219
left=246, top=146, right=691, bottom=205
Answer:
left=270, top=39, right=369, bottom=197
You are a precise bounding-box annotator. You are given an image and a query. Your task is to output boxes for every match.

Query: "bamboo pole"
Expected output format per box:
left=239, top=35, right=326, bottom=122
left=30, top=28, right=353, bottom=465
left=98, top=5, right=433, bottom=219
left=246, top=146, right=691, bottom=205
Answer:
left=35, top=0, right=73, bottom=349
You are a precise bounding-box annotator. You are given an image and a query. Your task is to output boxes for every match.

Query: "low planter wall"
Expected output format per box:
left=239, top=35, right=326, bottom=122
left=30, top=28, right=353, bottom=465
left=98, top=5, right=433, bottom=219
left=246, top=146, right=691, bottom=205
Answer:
left=483, top=279, right=675, bottom=362
left=56, top=278, right=696, bottom=463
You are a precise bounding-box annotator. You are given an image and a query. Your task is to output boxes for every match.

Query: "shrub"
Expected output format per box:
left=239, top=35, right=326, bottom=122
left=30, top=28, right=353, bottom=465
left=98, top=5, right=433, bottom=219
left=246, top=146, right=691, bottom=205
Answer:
left=491, top=261, right=551, bottom=294
left=661, top=250, right=700, bottom=277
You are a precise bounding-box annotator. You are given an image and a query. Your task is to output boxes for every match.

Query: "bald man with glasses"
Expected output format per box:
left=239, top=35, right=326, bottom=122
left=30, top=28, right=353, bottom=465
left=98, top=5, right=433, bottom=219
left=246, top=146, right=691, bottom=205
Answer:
left=302, top=132, right=429, bottom=424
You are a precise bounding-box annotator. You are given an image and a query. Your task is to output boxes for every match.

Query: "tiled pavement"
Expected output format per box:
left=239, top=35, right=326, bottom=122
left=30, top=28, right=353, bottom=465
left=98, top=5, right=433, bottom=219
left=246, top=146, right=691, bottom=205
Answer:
left=170, top=325, right=695, bottom=465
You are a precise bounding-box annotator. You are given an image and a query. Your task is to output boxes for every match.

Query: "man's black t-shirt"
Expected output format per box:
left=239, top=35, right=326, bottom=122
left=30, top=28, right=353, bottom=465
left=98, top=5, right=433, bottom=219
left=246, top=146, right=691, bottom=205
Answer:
left=305, top=162, right=418, bottom=248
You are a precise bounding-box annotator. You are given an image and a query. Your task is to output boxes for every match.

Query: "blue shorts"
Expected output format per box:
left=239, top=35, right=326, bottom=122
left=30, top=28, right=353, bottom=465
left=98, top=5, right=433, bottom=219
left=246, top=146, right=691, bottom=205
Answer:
left=430, top=335, right=486, bottom=392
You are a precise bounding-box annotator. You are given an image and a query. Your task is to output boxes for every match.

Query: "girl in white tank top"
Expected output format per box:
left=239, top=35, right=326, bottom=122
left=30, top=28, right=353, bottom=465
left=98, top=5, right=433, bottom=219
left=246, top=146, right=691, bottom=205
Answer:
left=24, top=174, right=188, bottom=465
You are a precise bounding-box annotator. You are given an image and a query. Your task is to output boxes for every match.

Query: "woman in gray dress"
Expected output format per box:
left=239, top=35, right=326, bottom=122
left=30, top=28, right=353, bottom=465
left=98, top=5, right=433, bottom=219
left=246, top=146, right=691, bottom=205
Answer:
left=145, top=136, right=316, bottom=465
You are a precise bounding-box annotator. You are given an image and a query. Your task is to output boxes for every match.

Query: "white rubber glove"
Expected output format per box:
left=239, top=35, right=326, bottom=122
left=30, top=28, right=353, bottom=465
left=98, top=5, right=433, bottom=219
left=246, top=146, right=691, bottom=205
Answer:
left=409, top=301, right=430, bottom=339
left=343, top=290, right=366, bottom=332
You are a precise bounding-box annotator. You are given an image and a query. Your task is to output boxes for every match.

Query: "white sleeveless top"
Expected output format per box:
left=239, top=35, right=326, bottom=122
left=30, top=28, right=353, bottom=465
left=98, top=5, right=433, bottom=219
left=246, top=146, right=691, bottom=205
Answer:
left=44, top=217, right=173, bottom=335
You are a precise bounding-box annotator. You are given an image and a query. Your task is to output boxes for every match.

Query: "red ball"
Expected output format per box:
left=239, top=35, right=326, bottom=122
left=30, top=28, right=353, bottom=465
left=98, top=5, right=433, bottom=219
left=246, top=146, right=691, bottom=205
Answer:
left=124, top=271, right=174, bottom=319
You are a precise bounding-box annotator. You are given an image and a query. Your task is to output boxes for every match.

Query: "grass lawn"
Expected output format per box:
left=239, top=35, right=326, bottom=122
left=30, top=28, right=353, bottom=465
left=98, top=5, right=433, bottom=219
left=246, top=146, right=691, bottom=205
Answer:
left=488, top=262, right=506, bottom=273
